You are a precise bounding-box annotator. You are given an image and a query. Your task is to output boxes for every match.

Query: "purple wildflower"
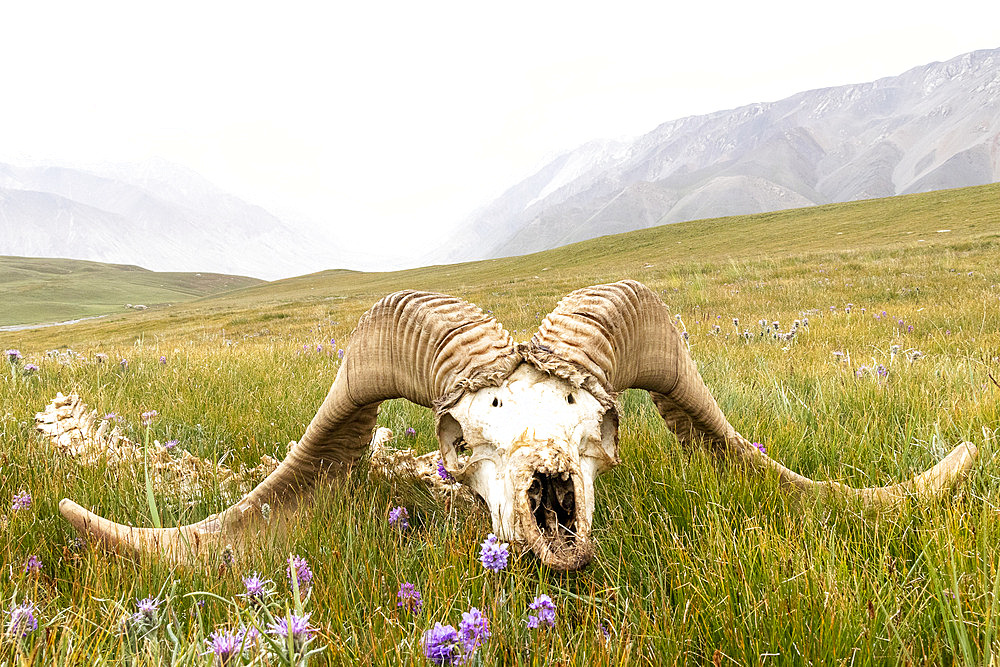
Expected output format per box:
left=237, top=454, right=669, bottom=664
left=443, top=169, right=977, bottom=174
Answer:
left=238, top=625, right=260, bottom=646
left=120, top=358, right=128, bottom=369
left=5, top=349, right=22, bottom=362
left=458, top=607, right=490, bottom=654
left=206, top=628, right=242, bottom=664
left=876, top=364, right=888, bottom=378
left=159, top=355, right=167, bottom=364
left=135, top=596, right=161, bottom=621
left=164, top=439, right=179, bottom=450
left=267, top=612, right=316, bottom=652
left=11, top=491, right=32, bottom=511
left=337, top=349, right=345, bottom=360
left=436, top=459, right=452, bottom=482
left=405, top=427, right=417, bottom=437
left=23, top=363, right=39, bottom=373
left=103, top=412, right=119, bottom=421
left=397, top=582, right=423, bottom=614
left=479, top=533, right=509, bottom=572
left=241, top=573, right=272, bottom=602
left=330, top=338, right=336, bottom=347
left=24, top=555, right=42, bottom=575
left=422, top=623, right=462, bottom=665
left=286, top=555, right=313, bottom=592
left=5, top=600, right=38, bottom=638
left=752, top=442, right=766, bottom=455
left=389, top=506, right=410, bottom=529
left=527, top=594, right=556, bottom=629
left=141, top=410, right=158, bottom=426
left=95, top=353, right=108, bottom=363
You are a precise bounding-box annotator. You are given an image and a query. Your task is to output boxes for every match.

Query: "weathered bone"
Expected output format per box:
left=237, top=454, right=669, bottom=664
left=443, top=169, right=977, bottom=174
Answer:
left=34, top=391, right=278, bottom=502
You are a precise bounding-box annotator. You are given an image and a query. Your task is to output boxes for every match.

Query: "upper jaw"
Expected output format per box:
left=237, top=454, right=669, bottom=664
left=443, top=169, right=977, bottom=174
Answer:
left=509, top=458, right=594, bottom=570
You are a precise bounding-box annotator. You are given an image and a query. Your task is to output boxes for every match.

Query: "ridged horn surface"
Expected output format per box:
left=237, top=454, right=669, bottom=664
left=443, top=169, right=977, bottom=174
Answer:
left=530, top=279, right=977, bottom=505
left=60, top=290, right=518, bottom=559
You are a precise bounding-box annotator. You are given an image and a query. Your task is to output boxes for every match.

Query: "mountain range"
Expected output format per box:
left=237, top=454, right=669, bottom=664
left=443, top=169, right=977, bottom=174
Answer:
left=437, top=48, right=1000, bottom=261
left=3, top=49, right=998, bottom=276
left=0, top=158, right=347, bottom=280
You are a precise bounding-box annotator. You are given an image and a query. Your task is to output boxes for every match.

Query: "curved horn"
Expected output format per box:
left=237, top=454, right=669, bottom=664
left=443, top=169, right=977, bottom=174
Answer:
left=528, top=279, right=977, bottom=505
left=60, top=290, right=519, bottom=559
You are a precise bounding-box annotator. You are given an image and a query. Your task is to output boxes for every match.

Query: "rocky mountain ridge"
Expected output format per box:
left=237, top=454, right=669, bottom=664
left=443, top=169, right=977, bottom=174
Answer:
left=438, top=48, right=1000, bottom=261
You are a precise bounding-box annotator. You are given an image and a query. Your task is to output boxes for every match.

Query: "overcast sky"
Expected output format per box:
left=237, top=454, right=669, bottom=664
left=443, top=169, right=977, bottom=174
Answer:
left=2, top=1, right=998, bottom=263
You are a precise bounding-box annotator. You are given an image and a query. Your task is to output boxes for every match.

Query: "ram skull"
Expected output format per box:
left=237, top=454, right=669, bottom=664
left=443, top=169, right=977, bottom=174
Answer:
left=60, top=280, right=978, bottom=570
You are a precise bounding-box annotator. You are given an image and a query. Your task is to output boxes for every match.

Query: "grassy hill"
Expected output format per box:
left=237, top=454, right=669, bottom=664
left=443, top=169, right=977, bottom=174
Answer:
left=0, top=256, right=264, bottom=328
left=3, top=182, right=996, bottom=349
left=1, top=183, right=998, bottom=664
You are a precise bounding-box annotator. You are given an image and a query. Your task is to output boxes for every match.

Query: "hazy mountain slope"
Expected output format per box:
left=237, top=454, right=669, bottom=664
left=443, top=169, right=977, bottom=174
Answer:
left=0, top=159, right=342, bottom=280
left=439, top=48, right=1000, bottom=261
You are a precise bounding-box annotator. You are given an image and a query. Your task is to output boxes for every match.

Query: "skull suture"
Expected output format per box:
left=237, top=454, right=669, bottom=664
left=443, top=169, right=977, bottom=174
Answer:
left=437, top=364, right=619, bottom=570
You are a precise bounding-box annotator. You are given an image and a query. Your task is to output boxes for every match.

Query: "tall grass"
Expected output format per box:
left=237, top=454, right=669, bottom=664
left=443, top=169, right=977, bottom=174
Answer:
left=1, top=190, right=999, bottom=664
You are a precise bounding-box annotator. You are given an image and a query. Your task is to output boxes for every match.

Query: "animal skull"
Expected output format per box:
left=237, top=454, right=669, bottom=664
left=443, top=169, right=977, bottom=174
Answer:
left=438, top=364, right=618, bottom=569
left=58, top=281, right=978, bottom=571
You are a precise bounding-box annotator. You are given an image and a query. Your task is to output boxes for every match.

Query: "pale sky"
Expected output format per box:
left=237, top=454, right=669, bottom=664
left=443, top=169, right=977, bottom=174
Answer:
left=2, top=1, right=998, bottom=266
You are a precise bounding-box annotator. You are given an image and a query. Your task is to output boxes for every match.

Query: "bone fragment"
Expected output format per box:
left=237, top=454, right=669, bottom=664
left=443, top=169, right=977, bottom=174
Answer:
left=367, top=427, right=475, bottom=504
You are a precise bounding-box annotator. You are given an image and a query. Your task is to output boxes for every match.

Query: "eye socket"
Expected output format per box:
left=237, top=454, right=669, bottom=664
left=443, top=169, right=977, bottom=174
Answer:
left=566, top=393, right=575, bottom=404
left=492, top=397, right=501, bottom=408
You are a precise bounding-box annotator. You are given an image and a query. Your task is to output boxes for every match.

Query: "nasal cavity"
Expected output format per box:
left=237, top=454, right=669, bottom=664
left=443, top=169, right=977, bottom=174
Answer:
left=526, top=472, right=576, bottom=542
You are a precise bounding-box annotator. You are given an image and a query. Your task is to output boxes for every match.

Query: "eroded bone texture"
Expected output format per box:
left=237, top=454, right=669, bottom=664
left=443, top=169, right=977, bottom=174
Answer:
left=35, top=391, right=466, bottom=505
left=34, top=391, right=279, bottom=503
left=367, top=426, right=476, bottom=505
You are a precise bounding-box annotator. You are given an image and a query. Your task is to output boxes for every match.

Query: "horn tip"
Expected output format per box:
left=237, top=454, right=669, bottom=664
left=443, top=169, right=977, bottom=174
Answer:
left=59, top=498, right=92, bottom=532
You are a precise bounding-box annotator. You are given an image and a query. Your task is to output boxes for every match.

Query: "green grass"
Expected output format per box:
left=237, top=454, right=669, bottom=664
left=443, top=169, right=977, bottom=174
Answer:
left=1, top=183, right=999, bottom=664
left=0, top=256, right=263, bottom=327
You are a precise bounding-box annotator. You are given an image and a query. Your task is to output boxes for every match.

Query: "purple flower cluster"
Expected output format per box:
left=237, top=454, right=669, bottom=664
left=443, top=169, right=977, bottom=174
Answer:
left=397, top=582, right=423, bottom=614
left=23, top=363, right=38, bottom=373
left=267, top=612, right=317, bottom=652
left=389, top=506, right=410, bottom=529
left=123, top=596, right=162, bottom=634
left=5, top=349, right=22, bottom=362
left=405, top=427, right=417, bottom=437
left=159, top=355, right=167, bottom=364
left=141, top=410, right=158, bottom=426
left=422, top=608, right=491, bottom=665
left=5, top=600, right=38, bottom=638
left=478, top=534, right=509, bottom=572
left=241, top=573, right=272, bottom=603
left=527, top=594, right=556, bottom=629
left=206, top=628, right=243, bottom=663
left=458, top=607, right=490, bottom=652
left=24, top=555, right=42, bottom=575
left=11, top=490, right=32, bottom=511
left=423, top=623, right=462, bottom=665
left=752, top=442, right=766, bottom=455
left=436, top=459, right=452, bottom=482
left=286, top=555, right=313, bottom=593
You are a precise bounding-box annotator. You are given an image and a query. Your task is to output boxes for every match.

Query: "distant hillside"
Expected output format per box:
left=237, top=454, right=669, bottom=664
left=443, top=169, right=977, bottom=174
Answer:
left=0, top=158, right=347, bottom=280
left=0, top=256, right=263, bottom=327
left=437, top=48, right=1000, bottom=262
left=3, top=182, right=997, bottom=348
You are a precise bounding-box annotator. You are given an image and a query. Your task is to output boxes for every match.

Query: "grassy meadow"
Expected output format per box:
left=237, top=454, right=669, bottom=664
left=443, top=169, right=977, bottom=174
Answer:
left=0, top=256, right=263, bottom=327
left=1, top=183, right=999, bottom=665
